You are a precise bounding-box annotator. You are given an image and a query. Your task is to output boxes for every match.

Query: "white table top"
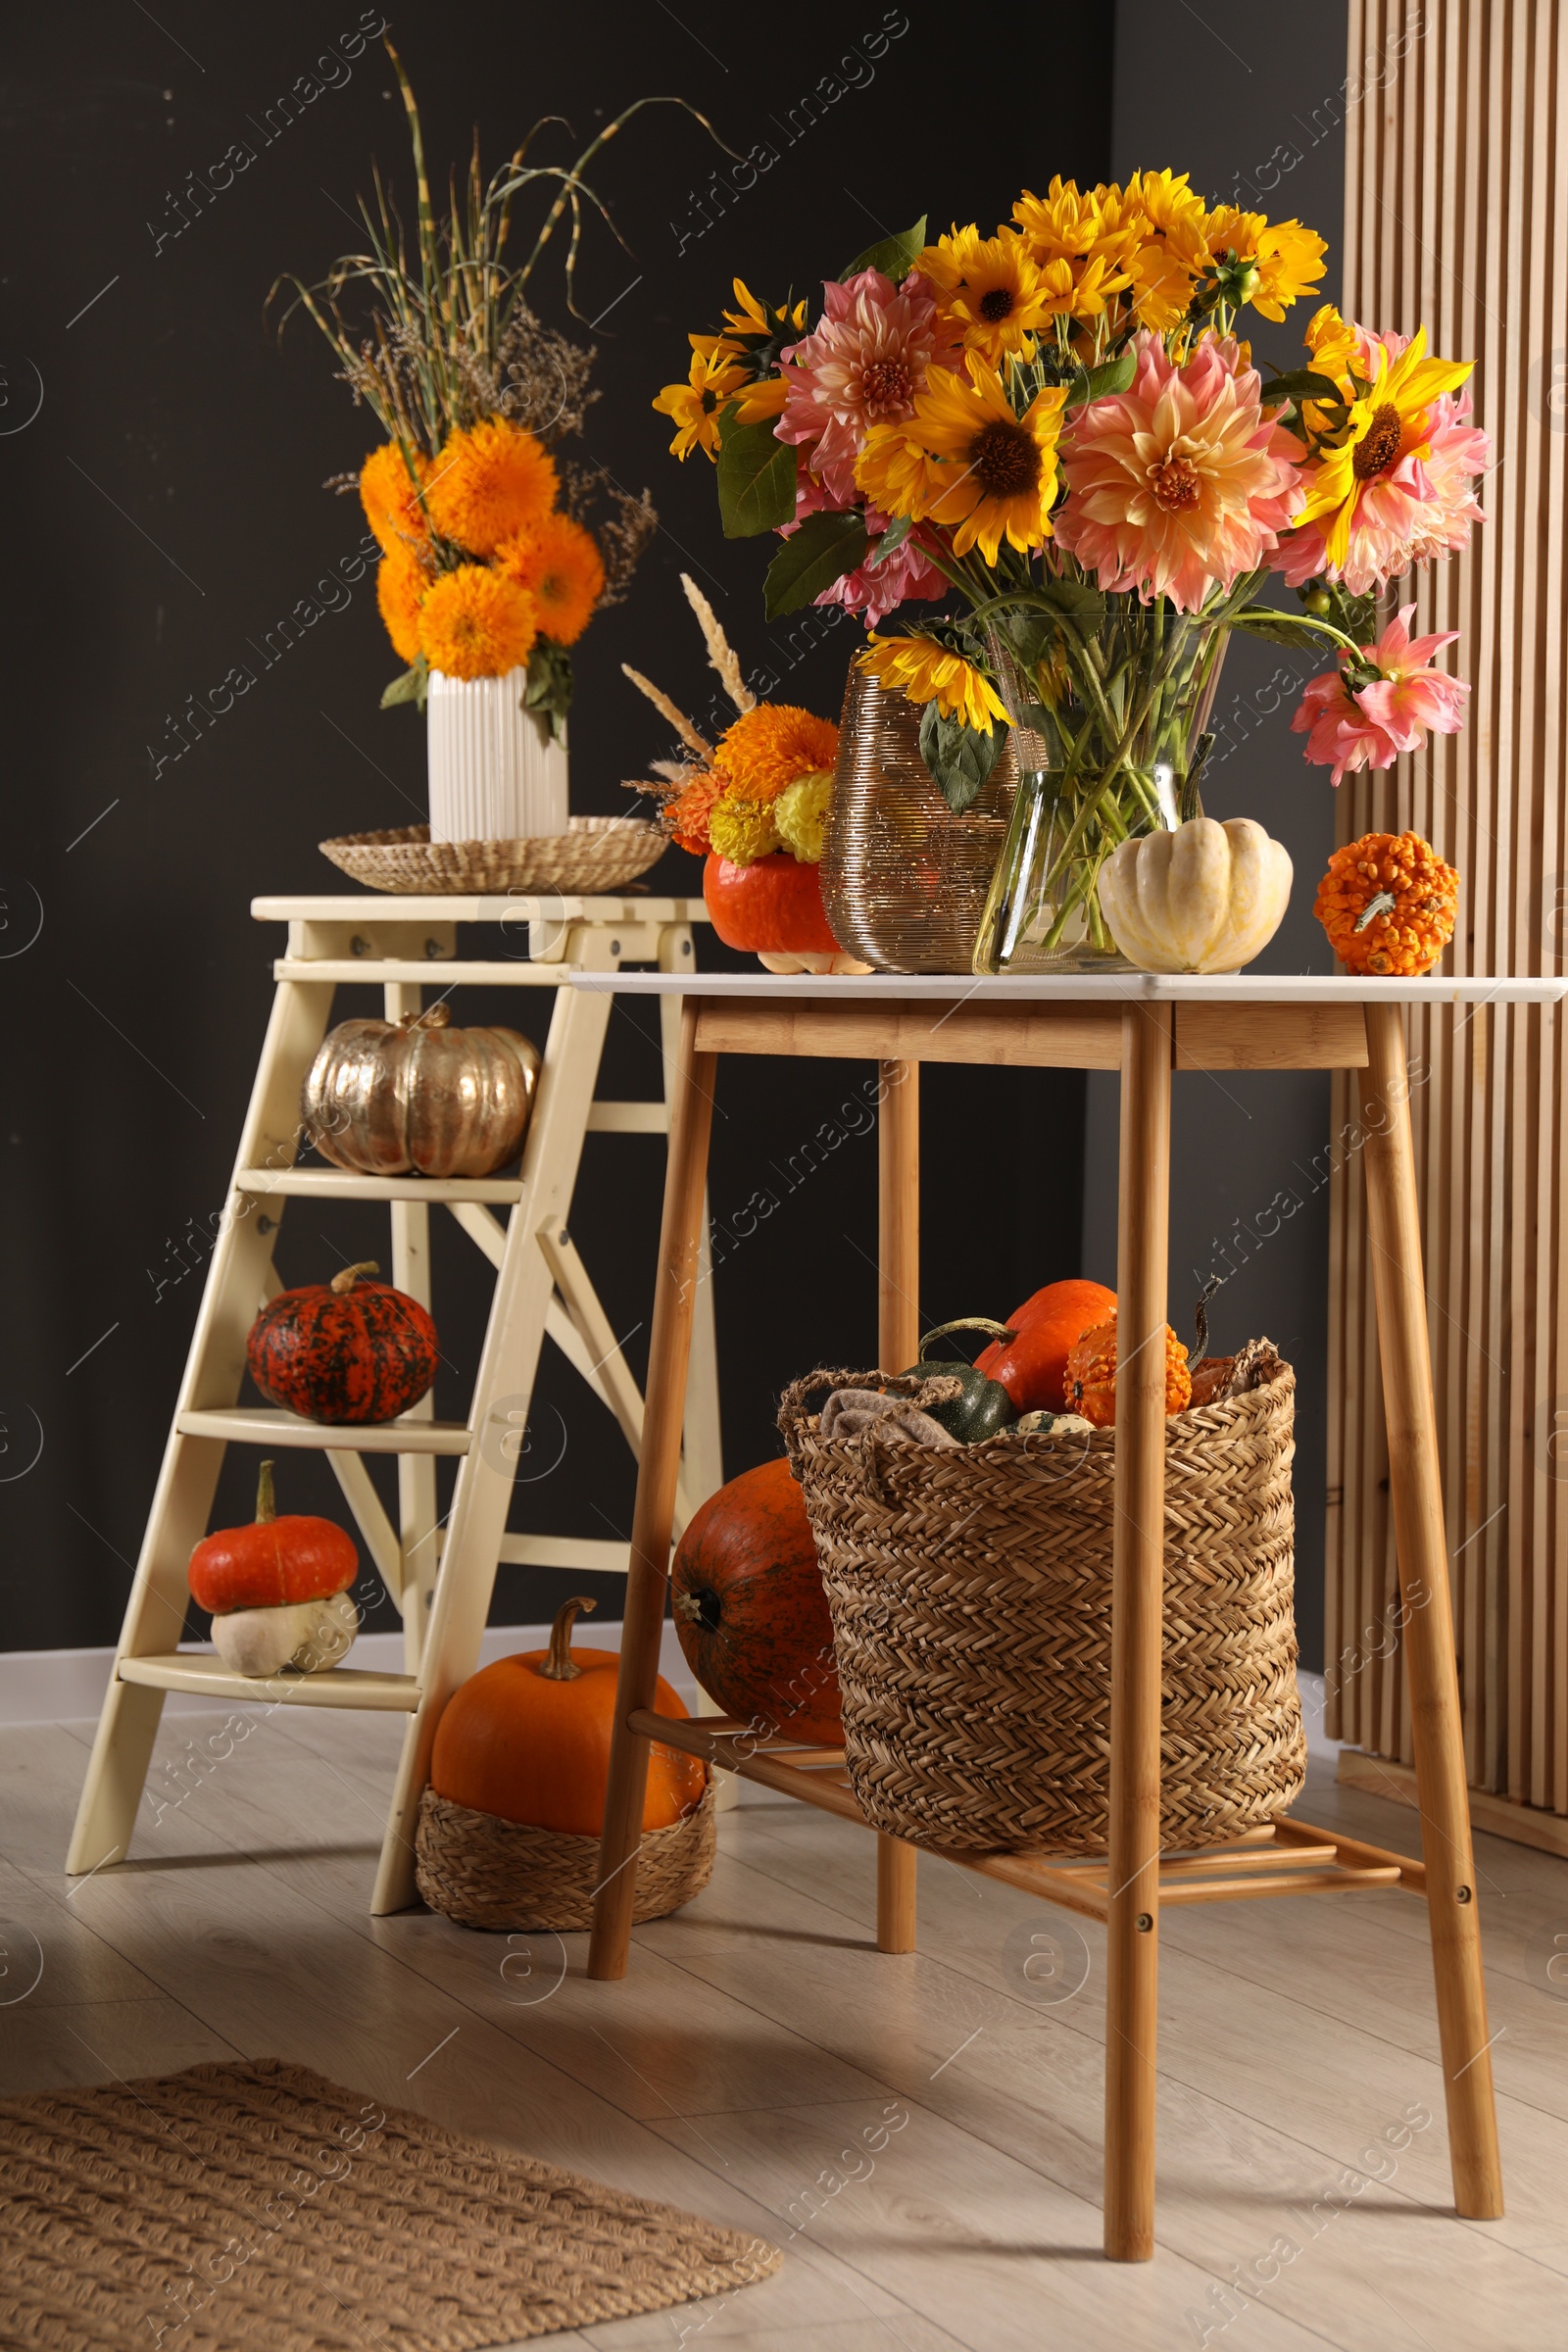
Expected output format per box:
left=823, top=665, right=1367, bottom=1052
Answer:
left=571, top=968, right=1566, bottom=1006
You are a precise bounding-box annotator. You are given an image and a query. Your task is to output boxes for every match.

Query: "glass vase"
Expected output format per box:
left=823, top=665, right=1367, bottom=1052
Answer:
left=971, top=601, right=1228, bottom=974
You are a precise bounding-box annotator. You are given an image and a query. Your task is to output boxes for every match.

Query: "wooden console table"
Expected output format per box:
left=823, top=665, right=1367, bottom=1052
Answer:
left=575, top=969, right=1563, bottom=2262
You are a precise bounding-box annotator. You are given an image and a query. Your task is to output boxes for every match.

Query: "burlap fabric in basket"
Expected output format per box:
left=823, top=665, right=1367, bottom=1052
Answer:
left=779, top=1343, right=1305, bottom=1854
left=416, top=1779, right=716, bottom=1930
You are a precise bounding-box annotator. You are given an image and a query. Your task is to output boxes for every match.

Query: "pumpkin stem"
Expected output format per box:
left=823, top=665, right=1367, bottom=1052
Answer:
left=918, top=1316, right=1013, bottom=1356
left=1353, top=889, right=1397, bottom=934
left=330, top=1260, right=381, bottom=1296
left=398, top=1004, right=452, bottom=1032
left=1191, top=1271, right=1224, bottom=1371
left=254, top=1459, right=277, bottom=1525
left=538, top=1593, right=596, bottom=1681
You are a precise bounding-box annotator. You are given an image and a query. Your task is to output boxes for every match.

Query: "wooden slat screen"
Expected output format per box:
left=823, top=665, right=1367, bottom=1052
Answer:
left=1328, top=0, right=1566, bottom=1818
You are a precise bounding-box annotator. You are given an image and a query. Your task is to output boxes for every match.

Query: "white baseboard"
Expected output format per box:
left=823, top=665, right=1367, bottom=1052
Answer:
left=2, top=1623, right=700, bottom=1728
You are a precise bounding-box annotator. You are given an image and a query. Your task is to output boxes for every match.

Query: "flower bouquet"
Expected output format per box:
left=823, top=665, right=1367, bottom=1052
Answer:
left=658, top=177, right=1487, bottom=970
left=275, top=43, right=714, bottom=845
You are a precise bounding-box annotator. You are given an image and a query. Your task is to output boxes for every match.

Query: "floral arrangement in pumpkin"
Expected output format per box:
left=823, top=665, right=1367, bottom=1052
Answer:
left=623, top=575, right=865, bottom=971
left=273, top=41, right=725, bottom=734
left=656, top=177, right=1488, bottom=834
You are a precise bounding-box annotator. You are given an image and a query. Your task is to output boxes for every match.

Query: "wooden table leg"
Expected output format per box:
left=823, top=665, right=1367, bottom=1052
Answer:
left=875, top=1058, right=920, bottom=1955
left=1360, top=1004, right=1504, bottom=2219
left=1103, top=1004, right=1173, bottom=2261
left=588, top=1003, right=717, bottom=1981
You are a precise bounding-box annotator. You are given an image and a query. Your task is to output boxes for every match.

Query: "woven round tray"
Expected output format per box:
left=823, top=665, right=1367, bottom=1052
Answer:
left=779, top=1346, right=1304, bottom=1856
left=318, top=817, right=667, bottom=896
left=416, top=1778, right=716, bottom=1931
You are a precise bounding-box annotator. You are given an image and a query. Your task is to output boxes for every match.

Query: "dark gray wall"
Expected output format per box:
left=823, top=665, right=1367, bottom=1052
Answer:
left=0, top=3, right=1107, bottom=1651
left=1100, top=0, right=1349, bottom=1667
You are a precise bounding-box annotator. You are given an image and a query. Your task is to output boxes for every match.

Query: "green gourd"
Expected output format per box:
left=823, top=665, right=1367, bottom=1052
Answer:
left=901, top=1320, right=1016, bottom=1443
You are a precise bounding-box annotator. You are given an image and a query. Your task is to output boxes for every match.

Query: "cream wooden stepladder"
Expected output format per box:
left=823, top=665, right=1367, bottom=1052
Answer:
left=67, top=890, right=723, bottom=1916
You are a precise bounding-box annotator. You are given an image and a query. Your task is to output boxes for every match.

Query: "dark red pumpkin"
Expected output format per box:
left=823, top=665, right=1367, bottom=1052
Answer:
left=188, top=1459, right=357, bottom=1614
left=246, top=1260, right=439, bottom=1425
left=670, top=1457, right=840, bottom=1740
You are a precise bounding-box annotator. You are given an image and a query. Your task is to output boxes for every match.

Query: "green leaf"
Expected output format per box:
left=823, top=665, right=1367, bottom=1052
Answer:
left=1261, top=367, right=1347, bottom=408
left=840, top=216, right=927, bottom=284
left=762, top=510, right=870, bottom=620
left=523, top=640, right=574, bottom=744
left=715, top=404, right=798, bottom=538
left=1066, top=348, right=1137, bottom=406
left=918, top=699, right=1005, bottom=812
left=380, top=657, right=428, bottom=710
left=865, top=510, right=915, bottom=569
left=1228, top=607, right=1348, bottom=651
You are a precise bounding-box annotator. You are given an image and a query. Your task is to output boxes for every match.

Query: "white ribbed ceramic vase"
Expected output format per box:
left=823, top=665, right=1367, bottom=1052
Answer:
left=426, top=666, right=568, bottom=843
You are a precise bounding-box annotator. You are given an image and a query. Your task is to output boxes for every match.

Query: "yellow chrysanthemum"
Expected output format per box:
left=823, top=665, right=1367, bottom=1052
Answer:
left=423, top=417, right=558, bottom=556
left=857, top=356, right=1068, bottom=565
left=711, top=703, right=840, bottom=804
left=708, top=794, right=781, bottom=864
left=932, top=228, right=1053, bottom=364
left=376, top=543, right=428, bottom=664
left=416, top=564, right=539, bottom=680
left=859, top=634, right=1010, bottom=734
left=496, top=512, right=605, bottom=647
left=360, top=441, right=431, bottom=556
left=773, top=770, right=834, bottom=863
left=654, top=342, right=750, bottom=460
left=1294, top=326, right=1473, bottom=571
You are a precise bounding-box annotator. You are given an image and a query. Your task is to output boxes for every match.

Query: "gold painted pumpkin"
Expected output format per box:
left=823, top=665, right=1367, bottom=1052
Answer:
left=301, top=1004, right=540, bottom=1178
left=1098, top=816, right=1294, bottom=975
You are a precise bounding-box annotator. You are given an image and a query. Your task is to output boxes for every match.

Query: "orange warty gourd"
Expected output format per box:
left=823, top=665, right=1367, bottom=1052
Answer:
left=671, top=1458, right=840, bottom=1740
left=1314, top=830, right=1459, bottom=976
left=429, top=1597, right=706, bottom=1836
left=1063, top=1315, right=1192, bottom=1429
left=974, top=1277, right=1119, bottom=1413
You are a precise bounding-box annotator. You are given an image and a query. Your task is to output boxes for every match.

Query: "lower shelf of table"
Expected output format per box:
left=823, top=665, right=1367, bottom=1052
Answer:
left=634, top=1709, right=1429, bottom=1921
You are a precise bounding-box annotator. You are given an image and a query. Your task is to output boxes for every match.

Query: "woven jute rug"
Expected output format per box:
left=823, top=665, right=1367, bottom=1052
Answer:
left=0, top=2058, right=780, bottom=2349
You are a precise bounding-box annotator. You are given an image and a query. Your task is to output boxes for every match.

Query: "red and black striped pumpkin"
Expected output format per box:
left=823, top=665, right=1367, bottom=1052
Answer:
left=246, top=1261, right=439, bottom=1425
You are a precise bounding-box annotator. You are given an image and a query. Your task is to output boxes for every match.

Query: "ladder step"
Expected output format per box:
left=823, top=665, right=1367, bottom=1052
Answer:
left=176, top=1406, right=470, bottom=1455
left=236, top=1167, right=523, bottom=1202
left=119, top=1653, right=418, bottom=1709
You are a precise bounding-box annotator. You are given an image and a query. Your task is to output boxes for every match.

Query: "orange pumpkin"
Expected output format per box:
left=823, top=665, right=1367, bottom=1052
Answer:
left=429, top=1597, right=706, bottom=1836
left=1314, top=830, right=1459, bottom=976
left=975, top=1277, right=1119, bottom=1413
left=188, top=1459, right=357, bottom=1615
left=1064, top=1314, right=1192, bottom=1428
left=703, top=853, right=842, bottom=954
left=671, top=1458, right=840, bottom=1740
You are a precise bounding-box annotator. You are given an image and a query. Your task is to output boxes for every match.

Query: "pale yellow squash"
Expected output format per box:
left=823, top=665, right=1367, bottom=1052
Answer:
left=1098, top=816, right=1294, bottom=974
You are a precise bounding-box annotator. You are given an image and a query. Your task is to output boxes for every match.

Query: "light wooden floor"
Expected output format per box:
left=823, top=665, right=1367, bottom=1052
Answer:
left=7, top=1711, right=1568, bottom=2351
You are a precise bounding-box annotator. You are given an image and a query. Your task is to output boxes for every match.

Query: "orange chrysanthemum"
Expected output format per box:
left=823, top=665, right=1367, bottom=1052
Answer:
left=376, top=543, right=428, bottom=664
left=360, top=441, right=431, bottom=555
left=416, top=564, right=539, bottom=680
left=710, top=704, right=840, bottom=805
left=664, top=770, right=723, bottom=855
left=423, top=417, right=558, bottom=557
left=496, top=512, right=605, bottom=647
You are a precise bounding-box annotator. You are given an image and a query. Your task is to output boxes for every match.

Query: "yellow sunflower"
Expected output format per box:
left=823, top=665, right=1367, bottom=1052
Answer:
left=496, top=512, right=605, bottom=647
left=417, top=564, right=539, bottom=680
left=1011, top=177, right=1103, bottom=265
left=711, top=703, right=840, bottom=803
left=1293, top=327, right=1473, bottom=570
left=1200, top=206, right=1328, bottom=321
left=423, top=417, right=558, bottom=556
left=857, top=356, right=1068, bottom=565
left=934, top=228, right=1053, bottom=364
left=654, top=342, right=750, bottom=460
left=859, top=634, right=1010, bottom=733
left=376, top=542, right=428, bottom=664
left=721, top=279, right=808, bottom=342
left=360, top=441, right=431, bottom=556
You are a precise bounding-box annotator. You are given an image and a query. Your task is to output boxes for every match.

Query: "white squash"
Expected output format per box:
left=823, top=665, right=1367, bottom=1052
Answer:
left=210, top=1590, right=359, bottom=1679
left=1098, top=817, right=1293, bottom=974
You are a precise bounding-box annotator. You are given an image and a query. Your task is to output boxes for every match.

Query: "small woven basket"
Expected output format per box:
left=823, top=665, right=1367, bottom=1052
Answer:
left=779, top=1346, right=1304, bottom=1855
left=318, top=817, right=666, bottom=897
left=416, top=1780, right=716, bottom=1931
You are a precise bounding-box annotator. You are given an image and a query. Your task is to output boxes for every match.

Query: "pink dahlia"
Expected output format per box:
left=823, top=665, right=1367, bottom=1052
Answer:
left=1274, top=386, right=1490, bottom=595
left=1291, top=603, right=1470, bottom=783
left=776, top=269, right=958, bottom=506
left=1054, top=331, right=1303, bottom=612
left=785, top=469, right=946, bottom=626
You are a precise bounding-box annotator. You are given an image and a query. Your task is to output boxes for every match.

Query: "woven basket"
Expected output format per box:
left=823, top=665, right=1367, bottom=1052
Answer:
left=416, top=1779, right=716, bottom=1931
left=318, top=817, right=666, bottom=896
left=779, top=1347, right=1305, bottom=1855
